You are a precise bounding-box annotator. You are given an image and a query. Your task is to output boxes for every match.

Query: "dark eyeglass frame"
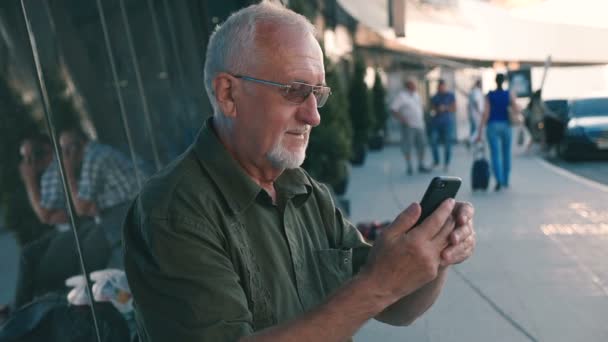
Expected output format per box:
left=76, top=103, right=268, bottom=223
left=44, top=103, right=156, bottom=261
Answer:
left=233, top=74, right=331, bottom=108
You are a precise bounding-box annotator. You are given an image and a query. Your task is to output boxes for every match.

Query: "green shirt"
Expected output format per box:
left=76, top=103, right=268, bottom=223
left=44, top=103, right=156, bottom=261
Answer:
left=123, top=118, right=371, bottom=341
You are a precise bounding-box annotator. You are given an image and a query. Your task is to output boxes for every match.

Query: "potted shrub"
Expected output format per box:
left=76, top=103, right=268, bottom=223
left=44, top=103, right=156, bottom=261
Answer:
left=369, top=70, right=388, bottom=151
left=348, top=55, right=374, bottom=165
left=302, top=56, right=352, bottom=196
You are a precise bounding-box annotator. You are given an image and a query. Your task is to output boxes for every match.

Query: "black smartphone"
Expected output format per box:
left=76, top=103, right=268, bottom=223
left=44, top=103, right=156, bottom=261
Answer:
left=415, top=176, right=462, bottom=226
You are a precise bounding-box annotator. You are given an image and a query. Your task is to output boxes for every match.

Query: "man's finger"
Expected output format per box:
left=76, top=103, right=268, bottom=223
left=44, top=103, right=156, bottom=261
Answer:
left=450, top=221, right=472, bottom=245
left=442, top=234, right=475, bottom=264
left=433, top=214, right=456, bottom=244
left=454, top=202, right=474, bottom=226
left=384, top=202, right=421, bottom=237
left=417, top=198, right=455, bottom=238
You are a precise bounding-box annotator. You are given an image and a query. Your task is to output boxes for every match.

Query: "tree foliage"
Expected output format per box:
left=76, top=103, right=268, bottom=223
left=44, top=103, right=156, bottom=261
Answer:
left=302, top=57, right=352, bottom=193
left=371, top=71, right=388, bottom=134
left=348, top=55, right=373, bottom=160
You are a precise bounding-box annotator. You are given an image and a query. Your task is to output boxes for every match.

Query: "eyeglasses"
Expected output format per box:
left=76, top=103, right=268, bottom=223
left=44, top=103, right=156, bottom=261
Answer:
left=233, top=75, right=331, bottom=108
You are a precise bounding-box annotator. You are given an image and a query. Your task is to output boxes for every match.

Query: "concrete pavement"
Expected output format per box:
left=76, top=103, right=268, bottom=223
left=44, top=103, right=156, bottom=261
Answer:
left=350, top=142, right=608, bottom=341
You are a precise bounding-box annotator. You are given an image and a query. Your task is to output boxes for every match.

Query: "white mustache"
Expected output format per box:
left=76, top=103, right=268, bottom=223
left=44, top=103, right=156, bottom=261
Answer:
left=286, top=126, right=310, bottom=134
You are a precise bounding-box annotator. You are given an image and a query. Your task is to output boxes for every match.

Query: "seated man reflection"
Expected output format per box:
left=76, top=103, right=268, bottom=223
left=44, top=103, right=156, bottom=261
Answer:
left=11, top=125, right=147, bottom=309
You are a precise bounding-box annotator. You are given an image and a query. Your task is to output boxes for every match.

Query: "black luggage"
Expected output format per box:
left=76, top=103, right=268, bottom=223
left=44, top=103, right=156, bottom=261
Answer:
left=471, top=144, right=490, bottom=191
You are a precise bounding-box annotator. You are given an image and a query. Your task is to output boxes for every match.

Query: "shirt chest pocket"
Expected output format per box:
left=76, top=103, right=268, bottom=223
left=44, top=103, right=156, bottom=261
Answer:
left=315, top=249, right=353, bottom=295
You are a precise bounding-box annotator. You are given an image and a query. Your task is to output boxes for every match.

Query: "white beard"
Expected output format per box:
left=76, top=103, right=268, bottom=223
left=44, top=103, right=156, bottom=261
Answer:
left=267, top=140, right=307, bottom=170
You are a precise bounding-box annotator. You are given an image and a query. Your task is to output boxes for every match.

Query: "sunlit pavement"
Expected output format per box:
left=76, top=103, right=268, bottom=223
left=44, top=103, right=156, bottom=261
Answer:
left=350, top=142, right=608, bottom=342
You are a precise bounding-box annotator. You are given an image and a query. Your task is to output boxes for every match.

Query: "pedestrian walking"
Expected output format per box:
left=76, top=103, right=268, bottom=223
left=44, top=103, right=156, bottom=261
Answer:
left=467, top=79, right=484, bottom=145
left=390, top=77, right=431, bottom=175
left=477, top=73, right=520, bottom=191
left=430, top=79, right=456, bottom=172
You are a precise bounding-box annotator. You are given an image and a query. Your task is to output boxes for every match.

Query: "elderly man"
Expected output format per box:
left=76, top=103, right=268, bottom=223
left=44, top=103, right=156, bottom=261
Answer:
left=123, top=2, right=476, bottom=342
left=390, top=77, right=431, bottom=175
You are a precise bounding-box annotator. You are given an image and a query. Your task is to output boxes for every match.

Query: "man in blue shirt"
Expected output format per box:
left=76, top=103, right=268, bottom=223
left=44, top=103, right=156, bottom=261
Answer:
left=430, top=79, right=456, bottom=172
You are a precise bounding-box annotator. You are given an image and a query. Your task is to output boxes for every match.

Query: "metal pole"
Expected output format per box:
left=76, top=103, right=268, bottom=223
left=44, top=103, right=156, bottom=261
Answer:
left=161, top=0, right=198, bottom=123
left=94, top=0, right=144, bottom=189
left=19, top=1, right=102, bottom=341
left=118, top=0, right=163, bottom=171
left=145, top=0, right=184, bottom=144
left=146, top=0, right=168, bottom=76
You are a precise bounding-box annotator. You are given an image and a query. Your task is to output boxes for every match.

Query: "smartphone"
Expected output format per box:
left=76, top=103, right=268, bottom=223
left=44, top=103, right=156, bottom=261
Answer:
left=415, top=176, right=462, bottom=226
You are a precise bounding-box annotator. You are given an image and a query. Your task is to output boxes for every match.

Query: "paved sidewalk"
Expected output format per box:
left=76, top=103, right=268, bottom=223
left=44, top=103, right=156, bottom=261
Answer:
left=350, top=142, right=608, bottom=341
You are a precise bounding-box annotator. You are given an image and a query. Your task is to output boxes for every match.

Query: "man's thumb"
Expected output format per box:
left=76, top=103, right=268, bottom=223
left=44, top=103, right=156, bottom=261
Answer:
left=387, top=203, right=421, bottom=236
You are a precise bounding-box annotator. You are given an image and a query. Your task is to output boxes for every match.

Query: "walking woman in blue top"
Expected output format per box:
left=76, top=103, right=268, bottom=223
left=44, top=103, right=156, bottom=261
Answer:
left=477, top=73, right=520, bottom=191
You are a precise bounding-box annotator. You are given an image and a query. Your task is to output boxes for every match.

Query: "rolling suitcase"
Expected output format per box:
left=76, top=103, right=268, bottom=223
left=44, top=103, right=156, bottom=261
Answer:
left=471, top=144, right=490, bottom=191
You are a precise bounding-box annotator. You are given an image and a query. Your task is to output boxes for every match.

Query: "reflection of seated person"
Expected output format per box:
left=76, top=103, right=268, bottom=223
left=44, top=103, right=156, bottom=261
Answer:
left=19, top=133, right=68, bottom=229
left=10, top=126, right=145, bottom=310
left=39, top=126, right=143, bottom=226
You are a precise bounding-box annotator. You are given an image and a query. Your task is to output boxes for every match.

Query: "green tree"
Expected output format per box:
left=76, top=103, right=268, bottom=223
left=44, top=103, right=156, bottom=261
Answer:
left=288, top=0, right=318, bottom=21
left=302, top=57, right=352, bottom=195
left=368, top=70, right=388, bottom=150
left=371, top=71, right=388, bottom=135
left=348, top=55, right=373, bottom=164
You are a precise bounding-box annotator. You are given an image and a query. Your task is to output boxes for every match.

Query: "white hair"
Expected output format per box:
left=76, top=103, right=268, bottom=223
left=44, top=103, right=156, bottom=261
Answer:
left=203, top=1, right=316, bottom=120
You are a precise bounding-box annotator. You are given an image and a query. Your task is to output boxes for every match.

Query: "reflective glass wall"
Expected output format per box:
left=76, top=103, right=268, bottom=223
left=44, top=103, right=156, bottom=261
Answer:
left=0, top=0, right=252, bottom=339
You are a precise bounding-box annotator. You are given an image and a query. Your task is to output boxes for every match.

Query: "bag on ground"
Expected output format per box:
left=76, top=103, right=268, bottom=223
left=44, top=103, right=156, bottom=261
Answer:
left=471, top=144, right=490, bottom=191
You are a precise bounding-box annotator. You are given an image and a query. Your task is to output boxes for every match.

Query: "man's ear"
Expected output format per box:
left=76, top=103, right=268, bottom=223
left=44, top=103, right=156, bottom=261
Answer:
left=213, top=73, right=238, bottom=118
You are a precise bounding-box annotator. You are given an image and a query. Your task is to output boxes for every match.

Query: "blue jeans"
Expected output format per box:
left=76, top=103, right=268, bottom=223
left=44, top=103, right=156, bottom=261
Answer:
left=430, top=119, right=455, bottom=166
left=486, top=121, right=512, bottom=186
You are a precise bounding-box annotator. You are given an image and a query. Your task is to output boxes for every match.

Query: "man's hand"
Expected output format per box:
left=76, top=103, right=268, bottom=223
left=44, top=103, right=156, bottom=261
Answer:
left=440, top=202, right=476, bottom=267
left=360, top=199, right=456, bottom=305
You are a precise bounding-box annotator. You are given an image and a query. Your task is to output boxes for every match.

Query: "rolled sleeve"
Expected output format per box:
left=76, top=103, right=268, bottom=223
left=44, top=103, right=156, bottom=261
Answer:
left=124, top=211, right=255, bottom=342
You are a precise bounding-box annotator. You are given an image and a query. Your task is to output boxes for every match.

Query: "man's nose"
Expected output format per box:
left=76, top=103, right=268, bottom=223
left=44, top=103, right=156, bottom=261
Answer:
left=297, top=94, right=321, bottom=127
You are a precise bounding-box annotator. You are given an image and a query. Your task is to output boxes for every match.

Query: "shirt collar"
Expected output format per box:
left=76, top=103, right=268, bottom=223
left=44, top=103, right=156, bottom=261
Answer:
left=276, top=167, right=312, bottom=207
left=193, top=117, right=312, bottom=214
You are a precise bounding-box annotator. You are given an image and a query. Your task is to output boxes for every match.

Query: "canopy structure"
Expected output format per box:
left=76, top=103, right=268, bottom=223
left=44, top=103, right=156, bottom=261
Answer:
left=510, top=0, right=608, bottom=29
left=337, top=0, right=608, bottom=67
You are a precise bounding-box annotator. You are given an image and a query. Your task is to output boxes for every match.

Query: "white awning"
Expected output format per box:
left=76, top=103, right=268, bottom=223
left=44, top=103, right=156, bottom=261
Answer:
left=337, top=0, right=608, bottom=65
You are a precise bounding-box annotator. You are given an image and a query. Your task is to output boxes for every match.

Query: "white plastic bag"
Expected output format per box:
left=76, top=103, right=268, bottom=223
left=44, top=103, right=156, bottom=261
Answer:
left=90, top=269, right=133, bottom=314
left=64, top=269, right=133, bottom=313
